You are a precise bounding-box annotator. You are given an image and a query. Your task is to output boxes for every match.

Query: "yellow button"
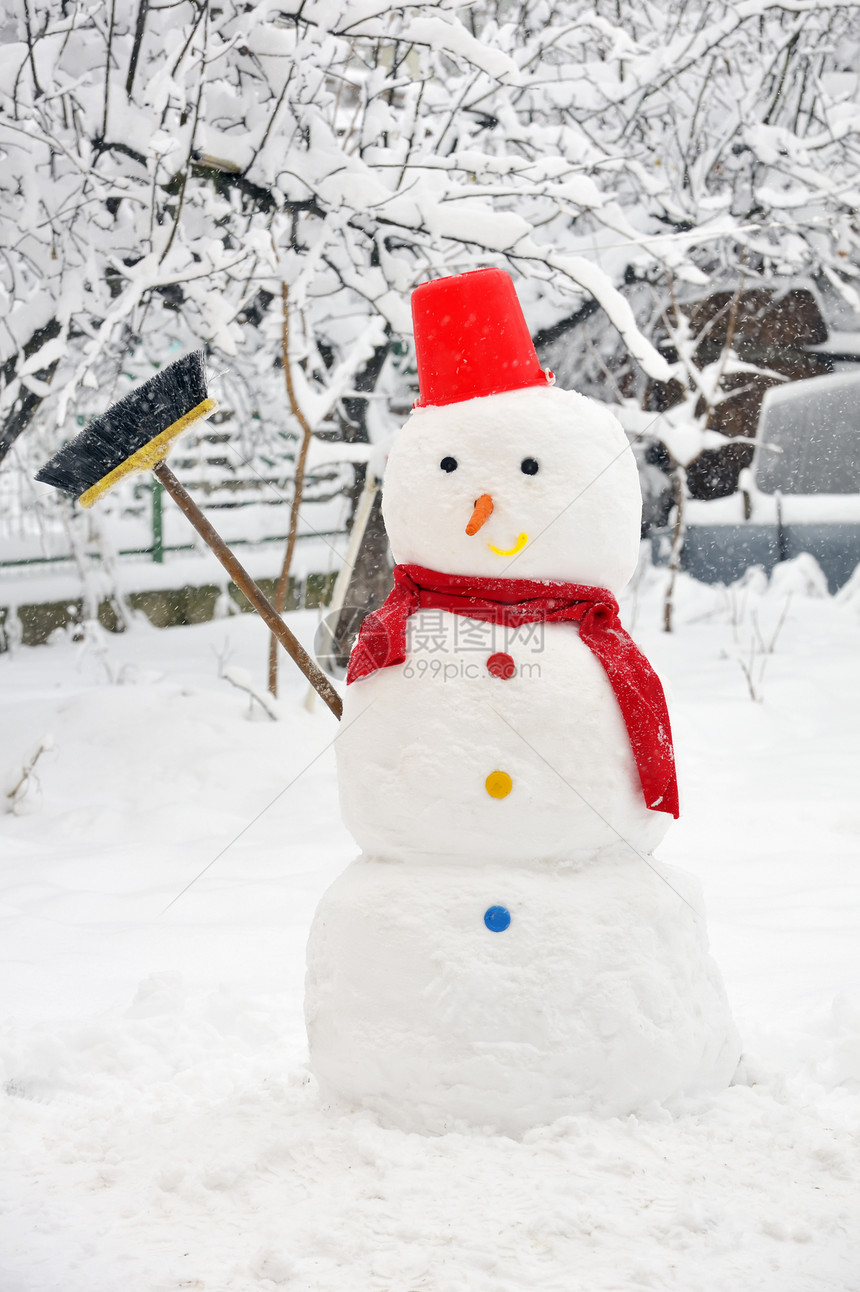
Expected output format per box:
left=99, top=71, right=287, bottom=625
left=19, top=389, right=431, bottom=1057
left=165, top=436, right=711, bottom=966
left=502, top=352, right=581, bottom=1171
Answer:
left=485, top=771, right=513, bottom=799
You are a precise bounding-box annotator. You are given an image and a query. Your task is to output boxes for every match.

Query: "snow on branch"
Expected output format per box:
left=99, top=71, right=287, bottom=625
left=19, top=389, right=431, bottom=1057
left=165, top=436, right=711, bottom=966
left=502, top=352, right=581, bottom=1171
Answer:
left=0, top=0, right=857, bottom=499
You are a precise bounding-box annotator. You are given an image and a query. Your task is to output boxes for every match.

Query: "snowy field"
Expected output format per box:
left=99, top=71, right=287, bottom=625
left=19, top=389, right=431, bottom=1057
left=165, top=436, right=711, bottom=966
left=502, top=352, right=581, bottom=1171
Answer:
left=1, top=555, right=859, bottom=1292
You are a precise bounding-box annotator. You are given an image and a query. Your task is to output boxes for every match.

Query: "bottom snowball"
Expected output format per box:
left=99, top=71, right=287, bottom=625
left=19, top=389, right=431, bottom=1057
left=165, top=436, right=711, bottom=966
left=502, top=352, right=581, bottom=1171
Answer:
left=305, top=853, right=740, bottom=1136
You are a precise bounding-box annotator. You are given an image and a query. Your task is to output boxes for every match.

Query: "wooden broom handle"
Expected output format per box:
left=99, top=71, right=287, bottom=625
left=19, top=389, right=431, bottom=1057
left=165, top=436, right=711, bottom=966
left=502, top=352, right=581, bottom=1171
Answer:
left=153, top=460, right=343, bottom=720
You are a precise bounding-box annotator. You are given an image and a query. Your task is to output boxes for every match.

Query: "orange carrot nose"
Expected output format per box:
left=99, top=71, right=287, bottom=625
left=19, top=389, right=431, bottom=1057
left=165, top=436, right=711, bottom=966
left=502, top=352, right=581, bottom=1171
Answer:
left=466, top=493, right=494, bottom=536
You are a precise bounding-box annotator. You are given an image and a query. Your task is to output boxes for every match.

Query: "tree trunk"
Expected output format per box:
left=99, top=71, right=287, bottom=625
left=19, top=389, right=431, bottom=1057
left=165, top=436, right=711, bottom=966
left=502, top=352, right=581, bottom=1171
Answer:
left=663, top=463, right=687, bottom=634
left=268, top=283, right=314, bottom=698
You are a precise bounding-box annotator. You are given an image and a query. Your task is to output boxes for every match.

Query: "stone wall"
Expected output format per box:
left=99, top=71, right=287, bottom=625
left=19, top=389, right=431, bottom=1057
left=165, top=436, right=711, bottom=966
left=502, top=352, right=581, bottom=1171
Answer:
left=0, top=572, right=336, bottom=650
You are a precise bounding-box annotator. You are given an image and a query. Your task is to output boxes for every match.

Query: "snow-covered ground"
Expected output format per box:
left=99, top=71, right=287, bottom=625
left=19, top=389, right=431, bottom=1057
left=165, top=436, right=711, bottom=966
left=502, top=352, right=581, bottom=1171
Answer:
left=1, top=555, right=858, bottom=1292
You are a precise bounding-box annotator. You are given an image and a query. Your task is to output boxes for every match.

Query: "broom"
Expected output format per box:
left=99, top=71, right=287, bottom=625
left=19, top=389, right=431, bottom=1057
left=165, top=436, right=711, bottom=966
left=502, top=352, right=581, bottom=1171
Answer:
left=35, top=352, right=342, bottom=719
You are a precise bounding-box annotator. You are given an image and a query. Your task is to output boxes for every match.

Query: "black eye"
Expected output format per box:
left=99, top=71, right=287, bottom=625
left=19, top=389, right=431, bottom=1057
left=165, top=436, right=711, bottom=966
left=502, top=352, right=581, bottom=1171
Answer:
left=521, top=457, right=539, bottom=475
left=440, top=456, right=458, bottom=472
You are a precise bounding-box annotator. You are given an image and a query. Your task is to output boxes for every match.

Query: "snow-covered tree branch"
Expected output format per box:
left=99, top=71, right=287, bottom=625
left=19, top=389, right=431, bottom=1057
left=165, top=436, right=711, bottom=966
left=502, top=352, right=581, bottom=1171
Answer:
left=1, top=0, right=857, bottom=545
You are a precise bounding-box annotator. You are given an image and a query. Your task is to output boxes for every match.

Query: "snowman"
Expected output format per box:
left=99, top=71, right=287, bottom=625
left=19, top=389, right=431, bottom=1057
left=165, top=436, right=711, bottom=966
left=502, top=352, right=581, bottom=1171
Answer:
left=305, top=269, right=740, bottom=1135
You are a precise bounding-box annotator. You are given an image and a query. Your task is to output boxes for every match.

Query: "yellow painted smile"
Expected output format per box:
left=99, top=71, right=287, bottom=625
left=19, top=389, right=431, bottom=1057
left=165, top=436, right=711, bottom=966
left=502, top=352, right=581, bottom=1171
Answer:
left=489, top=533, right=528, bottom=557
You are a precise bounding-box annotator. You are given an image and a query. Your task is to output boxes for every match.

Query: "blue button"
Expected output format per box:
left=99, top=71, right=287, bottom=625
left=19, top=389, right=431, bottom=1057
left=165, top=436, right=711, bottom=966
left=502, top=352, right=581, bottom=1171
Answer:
left=484, top=905, right=511, bottom=932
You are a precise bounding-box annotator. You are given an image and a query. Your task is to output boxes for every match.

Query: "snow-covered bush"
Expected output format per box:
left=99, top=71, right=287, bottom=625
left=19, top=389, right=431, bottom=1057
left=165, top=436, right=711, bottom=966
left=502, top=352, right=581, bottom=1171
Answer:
left=1, top=1, right=857, bottom=576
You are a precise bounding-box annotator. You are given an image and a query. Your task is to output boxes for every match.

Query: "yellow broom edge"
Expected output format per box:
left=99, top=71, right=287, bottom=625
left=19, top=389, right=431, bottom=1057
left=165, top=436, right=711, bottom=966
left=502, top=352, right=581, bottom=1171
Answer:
left=79, top=397, right=217, bottom=509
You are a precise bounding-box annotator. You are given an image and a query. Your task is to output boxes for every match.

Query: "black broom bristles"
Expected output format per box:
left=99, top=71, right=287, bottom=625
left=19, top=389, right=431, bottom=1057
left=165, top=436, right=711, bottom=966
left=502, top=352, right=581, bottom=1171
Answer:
left=35, top=351, right=209, bottom=499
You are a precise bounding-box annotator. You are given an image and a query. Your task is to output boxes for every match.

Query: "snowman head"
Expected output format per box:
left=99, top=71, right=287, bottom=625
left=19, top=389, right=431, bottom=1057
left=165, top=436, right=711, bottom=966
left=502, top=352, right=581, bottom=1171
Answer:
left=382, top=270, right=642, bottom=593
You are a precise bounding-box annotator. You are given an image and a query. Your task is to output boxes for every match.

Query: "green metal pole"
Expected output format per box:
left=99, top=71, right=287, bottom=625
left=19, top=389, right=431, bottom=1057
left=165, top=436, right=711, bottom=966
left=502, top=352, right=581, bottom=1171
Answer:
left=152, top=477, right=164, bottom=563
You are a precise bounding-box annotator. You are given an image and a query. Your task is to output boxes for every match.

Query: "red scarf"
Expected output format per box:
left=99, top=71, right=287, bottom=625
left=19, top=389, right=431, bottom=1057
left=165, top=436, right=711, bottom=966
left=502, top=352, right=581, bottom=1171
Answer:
left=347, top=565, right=679, bottom=819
